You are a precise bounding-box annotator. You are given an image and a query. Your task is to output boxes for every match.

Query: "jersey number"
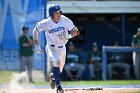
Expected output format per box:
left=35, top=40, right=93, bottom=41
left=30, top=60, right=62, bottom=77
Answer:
left=61, top=31, right=66, bottom=36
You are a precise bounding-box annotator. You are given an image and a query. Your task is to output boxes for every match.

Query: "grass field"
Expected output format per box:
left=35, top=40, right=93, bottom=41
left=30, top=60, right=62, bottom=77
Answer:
left=0, top=71, right=17, bottom=83
left=0, top=71, right=140, bottom=86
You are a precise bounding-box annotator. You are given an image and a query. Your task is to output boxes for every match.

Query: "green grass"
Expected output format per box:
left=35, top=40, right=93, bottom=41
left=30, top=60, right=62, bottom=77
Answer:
left=0, top=71, right=17, bottom=84
left=0, top=71, right=140, bottom=86
left=34, top=80, right=140, bottom=86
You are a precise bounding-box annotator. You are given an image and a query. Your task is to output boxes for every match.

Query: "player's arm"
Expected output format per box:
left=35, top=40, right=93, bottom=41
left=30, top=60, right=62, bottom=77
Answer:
left=65, top=17, right=80, bottom=39
left=32, top=27, right=42, bottom=54
left=22, top=43, right=30, bottom=47
left=22, top=37, right=33, bottom=47
left=33, top=19, right=47, bottom=45
left=33, top=27, right=39, bottom=45
left=19, top=37, right=30, bottom=47
left=33, top=19, right=48, bottom=54
left=26, top=36, right=33, bottom=46
left=70, top=27, right=80, bottom=37
left=65, top=27, right=80, bottom=40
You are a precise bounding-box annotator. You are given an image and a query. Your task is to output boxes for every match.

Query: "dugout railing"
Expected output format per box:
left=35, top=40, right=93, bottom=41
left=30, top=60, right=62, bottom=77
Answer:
left=102, top=46, right=140, bottom=80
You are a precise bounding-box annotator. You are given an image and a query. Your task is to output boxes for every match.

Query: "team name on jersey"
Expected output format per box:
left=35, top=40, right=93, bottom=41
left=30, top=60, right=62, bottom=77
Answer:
left=48, top=27, right=65, bottom=33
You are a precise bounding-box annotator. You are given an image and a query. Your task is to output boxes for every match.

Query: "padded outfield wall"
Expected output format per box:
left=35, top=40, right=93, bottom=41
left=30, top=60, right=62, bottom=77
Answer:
left=0, top=0, right=44, bottom=70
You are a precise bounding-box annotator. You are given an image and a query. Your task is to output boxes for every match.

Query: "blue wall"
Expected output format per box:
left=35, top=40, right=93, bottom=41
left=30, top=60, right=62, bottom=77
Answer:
left=0, top=0, right=43, bottom=70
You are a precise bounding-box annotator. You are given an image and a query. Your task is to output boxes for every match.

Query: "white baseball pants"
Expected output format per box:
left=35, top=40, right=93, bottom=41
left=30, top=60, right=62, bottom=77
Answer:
left=46, top=44, right=66, bottom=73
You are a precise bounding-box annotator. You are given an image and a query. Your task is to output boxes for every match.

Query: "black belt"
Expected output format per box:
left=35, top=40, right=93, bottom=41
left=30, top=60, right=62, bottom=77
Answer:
left=50, top=44, right=63, bottom=48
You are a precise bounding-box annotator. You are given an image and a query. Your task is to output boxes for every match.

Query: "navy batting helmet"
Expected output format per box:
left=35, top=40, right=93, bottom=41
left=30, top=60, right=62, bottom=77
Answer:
left=48, top=4, right=62, bottom=17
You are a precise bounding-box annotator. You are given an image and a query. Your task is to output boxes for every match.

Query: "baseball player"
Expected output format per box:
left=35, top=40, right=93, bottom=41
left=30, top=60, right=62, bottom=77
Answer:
left=132, top=27, right=140, bottom=79
left=33, top=4, right=80, bottom=93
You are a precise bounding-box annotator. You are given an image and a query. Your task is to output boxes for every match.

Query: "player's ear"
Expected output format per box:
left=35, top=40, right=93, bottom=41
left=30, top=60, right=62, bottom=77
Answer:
left=50, top=13, right=53, bottom=17
left=60, top=11, right=62, bottom=14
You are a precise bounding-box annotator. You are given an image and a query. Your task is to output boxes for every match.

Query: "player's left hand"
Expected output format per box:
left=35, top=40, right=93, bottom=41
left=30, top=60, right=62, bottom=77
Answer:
left=35, top=45, right=42, bottom=54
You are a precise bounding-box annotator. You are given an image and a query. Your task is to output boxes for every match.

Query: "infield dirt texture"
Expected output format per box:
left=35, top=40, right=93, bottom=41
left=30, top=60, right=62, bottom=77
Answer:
left=0, top=88, right=140, bottom=93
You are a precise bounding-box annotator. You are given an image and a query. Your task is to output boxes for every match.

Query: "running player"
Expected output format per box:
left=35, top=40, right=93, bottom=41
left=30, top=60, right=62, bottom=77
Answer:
left=33, top=4, right=80, bottom=93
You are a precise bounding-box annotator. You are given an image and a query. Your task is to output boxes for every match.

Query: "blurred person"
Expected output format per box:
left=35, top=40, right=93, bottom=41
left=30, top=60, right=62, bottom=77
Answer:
left=108, top=41, right=130, bottom=79
left=18, top=26, right=34, bottom=83
left=132, top=27, right=140, bottom=79
left=32, top=4, right=80, bottom=93
left=88, top=42, right=102, bottom=80
left=64, top=42, right=85, bottom=80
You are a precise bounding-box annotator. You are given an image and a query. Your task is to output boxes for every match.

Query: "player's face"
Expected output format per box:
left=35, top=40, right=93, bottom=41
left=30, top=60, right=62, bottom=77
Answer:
left=68, top=45, right=75, bottom=52
left=92, top=47, right=98, bottom=52
left=23, top=29, right=28, bottom=35
left=53, top=11, right=61, bottom=22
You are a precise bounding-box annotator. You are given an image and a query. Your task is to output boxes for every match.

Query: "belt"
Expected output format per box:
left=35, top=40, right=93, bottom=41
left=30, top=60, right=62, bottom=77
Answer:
left=50, top=44, right=63, bottom=48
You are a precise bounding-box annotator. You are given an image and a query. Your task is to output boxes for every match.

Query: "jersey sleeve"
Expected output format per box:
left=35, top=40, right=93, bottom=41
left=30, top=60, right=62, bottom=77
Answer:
left=19, top=36, right=24, bottom=46
left=35, top=19, right=48, bottom=32
left=65, top=17, right=75, bottom=32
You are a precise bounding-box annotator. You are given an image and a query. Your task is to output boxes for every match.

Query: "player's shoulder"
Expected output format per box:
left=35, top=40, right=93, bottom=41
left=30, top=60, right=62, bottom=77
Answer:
left=37, top=18, right=51, bottom=26
left=19, top=35, right=25, bottom=40
left=61, top=15, right=67, bottom=19
left=61, top=15, right=71, bottom=21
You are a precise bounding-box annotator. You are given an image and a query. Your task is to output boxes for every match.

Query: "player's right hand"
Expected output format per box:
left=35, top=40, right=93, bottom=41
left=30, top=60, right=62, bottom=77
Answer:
left=35, top=45, right=42, bottom=54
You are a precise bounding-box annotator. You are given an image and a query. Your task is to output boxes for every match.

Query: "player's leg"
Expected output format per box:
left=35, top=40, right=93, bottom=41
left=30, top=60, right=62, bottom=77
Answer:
left=133, top=52, right=140, bottom=79
left=88, top=64, right=95, bottom=79
left=107, top=63, right=114, bottom=79
left=56, top=47, right=66, bottom=93
left=19, top=56, right=26, bottom=73
left=138, top=54, right=140, bottom=79
left=46, top=46, right=57, bottom=89
left=46, top=45, right=64, bottom=92
left=59, top=47, right=66, bottom=73
left=76, top=64, right=85, bottom=80
left=118, top=63, right=130, bottom=79
left=64, top=63, right=73, bottom=80
left=27, top=56, right=34, bottom=83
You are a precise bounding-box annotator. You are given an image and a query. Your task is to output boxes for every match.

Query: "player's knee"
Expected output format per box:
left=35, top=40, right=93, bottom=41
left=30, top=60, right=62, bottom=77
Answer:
left=57, top=60, right=60, bottom=67
left=52, top=60, right=60, bottom=67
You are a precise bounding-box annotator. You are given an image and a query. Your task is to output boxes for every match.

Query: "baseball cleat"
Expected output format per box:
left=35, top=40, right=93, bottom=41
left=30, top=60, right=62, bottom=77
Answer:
left=56, top=85, right=64, bottom=93
left=49, top=73, right=55, bottom=89
left=57, top=88, right=64, bottom=93
left=29, top=80, right=35, bottom=83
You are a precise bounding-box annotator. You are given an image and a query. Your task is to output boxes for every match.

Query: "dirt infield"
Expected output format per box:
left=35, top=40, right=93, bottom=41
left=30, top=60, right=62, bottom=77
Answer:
left=64, top=88, right=140, bottom=93
left=0, top=88, right=140, bottom=93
